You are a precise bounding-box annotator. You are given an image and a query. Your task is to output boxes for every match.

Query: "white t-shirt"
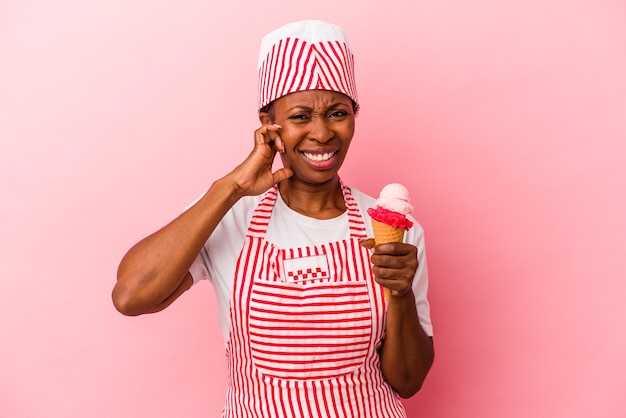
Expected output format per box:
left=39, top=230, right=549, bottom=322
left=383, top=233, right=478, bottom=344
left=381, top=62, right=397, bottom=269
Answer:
left=189, top=186, right=433, bottom=343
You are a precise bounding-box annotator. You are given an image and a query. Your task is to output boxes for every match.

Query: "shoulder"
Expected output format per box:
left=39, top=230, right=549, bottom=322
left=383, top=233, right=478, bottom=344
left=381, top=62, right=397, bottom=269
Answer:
left=219, top=193, right=264, bottom=229
left=204, top=193, right=266, bottom=260
left=230, top=193, right=264, bottom=217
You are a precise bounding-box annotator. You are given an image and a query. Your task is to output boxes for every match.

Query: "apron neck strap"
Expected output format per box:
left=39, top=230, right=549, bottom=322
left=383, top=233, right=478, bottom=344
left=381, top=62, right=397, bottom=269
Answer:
left=246, top=180, right=367, bottom=239
left=341, top=180, right=368, bottom=239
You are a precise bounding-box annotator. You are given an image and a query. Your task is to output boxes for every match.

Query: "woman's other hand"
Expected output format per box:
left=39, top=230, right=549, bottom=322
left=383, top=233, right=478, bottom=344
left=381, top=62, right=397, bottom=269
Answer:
left=360, top=239, right=418, bottom=298
left=226, top=123, right=293, bottom=196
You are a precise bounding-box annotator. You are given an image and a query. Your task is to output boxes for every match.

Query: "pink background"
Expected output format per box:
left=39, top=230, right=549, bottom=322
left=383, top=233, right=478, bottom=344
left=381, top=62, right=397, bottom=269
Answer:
left=2, top=0, right=625, bottom=416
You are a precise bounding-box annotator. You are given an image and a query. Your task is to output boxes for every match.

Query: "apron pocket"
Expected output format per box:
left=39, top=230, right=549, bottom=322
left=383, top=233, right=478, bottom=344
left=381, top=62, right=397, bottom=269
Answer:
left=248, top=279, right=373, bottom=381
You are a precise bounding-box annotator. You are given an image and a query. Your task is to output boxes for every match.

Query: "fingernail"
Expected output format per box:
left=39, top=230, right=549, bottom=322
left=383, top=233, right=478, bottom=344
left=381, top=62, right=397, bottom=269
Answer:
left=276, top=138, right=285, bottom=154
left=273, top=124, right=282, bottom=129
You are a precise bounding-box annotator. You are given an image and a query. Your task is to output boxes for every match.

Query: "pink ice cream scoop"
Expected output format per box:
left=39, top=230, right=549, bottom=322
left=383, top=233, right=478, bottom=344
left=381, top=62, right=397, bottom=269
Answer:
left=367, top=183, right=414, bottom=230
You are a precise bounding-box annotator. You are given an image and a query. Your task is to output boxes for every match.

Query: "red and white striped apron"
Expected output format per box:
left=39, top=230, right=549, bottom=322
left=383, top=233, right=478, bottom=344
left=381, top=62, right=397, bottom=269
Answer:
left=223, top=183, right=407, bottom=418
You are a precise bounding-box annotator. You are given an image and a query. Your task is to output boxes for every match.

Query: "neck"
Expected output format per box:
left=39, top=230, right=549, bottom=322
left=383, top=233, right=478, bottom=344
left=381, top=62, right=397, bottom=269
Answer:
left=278, top=177, right=345, bottom=219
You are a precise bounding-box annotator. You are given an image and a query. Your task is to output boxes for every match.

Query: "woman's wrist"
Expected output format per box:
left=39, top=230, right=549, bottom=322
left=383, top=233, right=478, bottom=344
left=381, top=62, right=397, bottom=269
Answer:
left=387, top=289, right=417, bottom=312
left=212, top=176, right=247, bottom=203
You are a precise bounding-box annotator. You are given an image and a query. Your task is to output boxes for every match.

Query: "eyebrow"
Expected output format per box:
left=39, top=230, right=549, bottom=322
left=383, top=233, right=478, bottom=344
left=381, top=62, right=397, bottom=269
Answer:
left=285, top=103, right=348, bottom=112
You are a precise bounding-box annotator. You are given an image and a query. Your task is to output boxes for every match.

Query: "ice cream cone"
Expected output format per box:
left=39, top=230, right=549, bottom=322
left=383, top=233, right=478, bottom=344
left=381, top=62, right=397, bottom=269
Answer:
left=371, top=219, right=405, bottom=245
left=368, top=183, right=415, bottom=302
left=371, top=219, right=405, bottom=301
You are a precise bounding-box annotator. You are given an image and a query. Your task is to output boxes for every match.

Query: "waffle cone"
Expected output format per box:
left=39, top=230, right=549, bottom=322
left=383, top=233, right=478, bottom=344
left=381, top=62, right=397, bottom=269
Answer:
left=371, top=219, right=406, bottom=301
left=371, top=219, right=405, bottom=245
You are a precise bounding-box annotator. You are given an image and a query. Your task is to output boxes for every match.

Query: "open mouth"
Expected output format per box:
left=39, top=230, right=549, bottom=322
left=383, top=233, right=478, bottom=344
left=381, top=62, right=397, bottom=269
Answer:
left=302, top=151, right=336, bottom=162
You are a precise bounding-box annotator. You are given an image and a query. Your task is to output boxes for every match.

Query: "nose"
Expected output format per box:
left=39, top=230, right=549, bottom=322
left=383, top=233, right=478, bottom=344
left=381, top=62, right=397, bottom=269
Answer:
left=309, top=116, right=333, bottom=143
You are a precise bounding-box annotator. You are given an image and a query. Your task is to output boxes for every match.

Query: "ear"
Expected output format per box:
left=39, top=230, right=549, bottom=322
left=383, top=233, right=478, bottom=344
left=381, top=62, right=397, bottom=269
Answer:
left=258, top=112, right=272, bottom=125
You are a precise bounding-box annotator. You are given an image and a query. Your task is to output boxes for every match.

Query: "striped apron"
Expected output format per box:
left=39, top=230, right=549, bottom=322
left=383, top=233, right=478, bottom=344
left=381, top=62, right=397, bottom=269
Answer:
left=222, top=183, right=407, bottom=417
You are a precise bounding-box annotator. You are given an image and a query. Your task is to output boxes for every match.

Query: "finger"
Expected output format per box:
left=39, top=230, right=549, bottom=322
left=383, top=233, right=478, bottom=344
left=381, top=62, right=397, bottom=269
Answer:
left=359, top=238, right=375, bottom=250
left=254, top=124, right=282, bottom=147
left=371, top=254, right=419, bottom=275
left=270, top=124, right=285, bottom=153
left=267, top=131, right=285, bottom=154
left=254, top=130, right=270, bottom=147
left=275, top=136, right=285, bottom=154
left=373, top=263, right=415, bottom=280
left=372, top=242, right=416, bottom=256
left=371, top=253, right=408, bottom=269
left=375, top=277, right=408, bottom=297
left=272, top=167, right=294, bottom=184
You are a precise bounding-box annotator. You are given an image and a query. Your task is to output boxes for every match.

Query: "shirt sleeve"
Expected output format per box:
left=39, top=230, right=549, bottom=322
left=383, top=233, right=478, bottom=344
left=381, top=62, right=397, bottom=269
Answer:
left=409, top=219, right=433, bottom=337
left=189, top=247, right=210, bottom=284
left=184, top=192, right=211, bottom=284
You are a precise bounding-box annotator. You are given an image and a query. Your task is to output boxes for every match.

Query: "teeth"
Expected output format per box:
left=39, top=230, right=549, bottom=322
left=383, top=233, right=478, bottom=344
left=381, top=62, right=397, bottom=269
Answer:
left=303, top=152, right=334, bottom=161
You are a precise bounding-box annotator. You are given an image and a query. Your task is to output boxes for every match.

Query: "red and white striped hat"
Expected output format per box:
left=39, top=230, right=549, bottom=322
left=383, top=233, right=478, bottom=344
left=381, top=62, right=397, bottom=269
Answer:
left=257, top=20, right=358, bottom=110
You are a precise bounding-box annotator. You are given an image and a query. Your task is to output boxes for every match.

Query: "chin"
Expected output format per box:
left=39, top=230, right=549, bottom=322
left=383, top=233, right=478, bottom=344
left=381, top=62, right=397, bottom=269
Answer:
left=294, top=172, right=341, bottom=186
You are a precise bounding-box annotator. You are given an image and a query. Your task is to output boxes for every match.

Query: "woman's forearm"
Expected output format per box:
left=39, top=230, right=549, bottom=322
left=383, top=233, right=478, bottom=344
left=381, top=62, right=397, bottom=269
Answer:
left=379, top=291, right=434, bottom=398
left=112, top=178, right=243, bottom=316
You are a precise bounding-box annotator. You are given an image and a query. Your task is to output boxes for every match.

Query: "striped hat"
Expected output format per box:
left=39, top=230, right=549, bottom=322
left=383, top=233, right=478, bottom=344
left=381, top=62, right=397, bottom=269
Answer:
left=257, top=20, right=358, bottom=110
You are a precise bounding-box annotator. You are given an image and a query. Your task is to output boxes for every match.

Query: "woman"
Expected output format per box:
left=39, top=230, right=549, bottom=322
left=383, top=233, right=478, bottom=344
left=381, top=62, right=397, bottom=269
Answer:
left=113, top=20, right=434, bottom=417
